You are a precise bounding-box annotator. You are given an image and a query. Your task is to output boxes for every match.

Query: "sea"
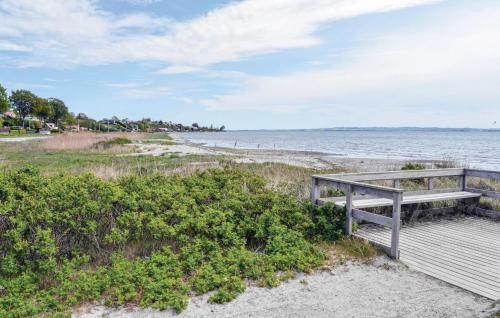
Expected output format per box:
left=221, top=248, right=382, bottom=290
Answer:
left=179, top=128, right=500, bottom=170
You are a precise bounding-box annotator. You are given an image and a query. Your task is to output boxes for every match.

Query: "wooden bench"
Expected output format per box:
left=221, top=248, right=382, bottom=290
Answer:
left=311, top=168, right=500, bottom=259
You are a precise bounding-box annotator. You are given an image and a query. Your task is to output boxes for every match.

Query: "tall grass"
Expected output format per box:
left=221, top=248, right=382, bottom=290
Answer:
left=38, top=132, right=145, bottom=151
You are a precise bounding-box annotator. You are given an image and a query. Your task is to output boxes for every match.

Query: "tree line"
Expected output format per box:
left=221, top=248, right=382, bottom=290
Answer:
left=0, top=83, right=225, bottom=132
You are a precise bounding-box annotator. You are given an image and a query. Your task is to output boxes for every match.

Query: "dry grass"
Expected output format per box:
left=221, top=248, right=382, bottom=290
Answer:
left=86, top=159, right=221, bottom=179
left=38, top=132, right=145, bottom=151
left=321, top=237, right=376, bottom=267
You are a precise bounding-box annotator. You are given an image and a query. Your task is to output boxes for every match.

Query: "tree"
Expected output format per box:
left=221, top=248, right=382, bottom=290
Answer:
left=76, top=113, right=88, bottom=120
left=48, top=98, right=68, bottom=125
left=32, top=97, right=53, bottom=126
left=62, top=113, right=76, bottom=125
left=10, top=90, right=36, bottom=127
left=219, top=125, right=226, bottom=131
left=0, top=84, right=9, bottom=113
left=192, top=123, right=199, bottom=128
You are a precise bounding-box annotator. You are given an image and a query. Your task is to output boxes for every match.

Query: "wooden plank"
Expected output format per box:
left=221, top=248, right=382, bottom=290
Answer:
left=357, top=231, right=500, bottom=278
left=345, top=185, right=353, bottom=235
left=315, top=177, right=401, bottom=199
left=360, top=226, right=500, bottom=265
left=404, top=188, right=461, bottom=196
left=359, top=224, right=500, bottom=267
left=395, top=225, right=500, bottom=257
left=465, top=169, right=500, bottom=180
left=421, top=221, right=500, bottom=245
left=358, top=219, right=500, bottom=262
left=465, top=187, right=500, bottom=199
left=315, top=168, right=465, bottom=182
left=355, top=217, right=500, bottom=300
left=393, top=179, right=400, bottom=189
left=352, top=208, right=392, bottom=228
left=403, top=259, right=499, bottom=300
left=319, top=191, right=482, bottom=208
left=391, top=192, right=402, bottom=259
left=428, top=177, right=434, bottom=190
left=310, top=177, right=319, bottom=204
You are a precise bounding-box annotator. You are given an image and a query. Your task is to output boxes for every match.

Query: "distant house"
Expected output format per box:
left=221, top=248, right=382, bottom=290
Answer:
left=46, top=123, right=58, bottom=130
left=65, top=124, right=80, bottom=132
left=2, top=111, right=16, bottom=118
left=157, top=127, right=171, bottom=132
left=25, top=115, right=40, bottom=122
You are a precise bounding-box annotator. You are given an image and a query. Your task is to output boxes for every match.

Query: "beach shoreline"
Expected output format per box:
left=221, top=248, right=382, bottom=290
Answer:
left=163, top=133, right=447, bottom=172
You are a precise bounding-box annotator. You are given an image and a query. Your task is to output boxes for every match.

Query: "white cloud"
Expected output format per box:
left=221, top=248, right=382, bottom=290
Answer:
left=0, top=40, right=31, bottom=52
left=105, top=82, right=169, bottom=99
left=157, top=65, right=204, bottom=74
left=117, top=0, right=162, bottom=5
left=0, top=0, right=437, bottom=69
left=200, top=6, right=500, bottom=127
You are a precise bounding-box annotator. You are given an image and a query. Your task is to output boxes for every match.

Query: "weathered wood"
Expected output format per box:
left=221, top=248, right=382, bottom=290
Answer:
left=465, top=169, right=500, bottom=180
left=428, top=177, right=434, bottom=190
left=352, top=208, right=392, bottom=228
left=404, top=188, right=460, bottom=196
left=465, top=187, right=500, bottom=199
left=354, top=217, right=500, bottom=300
left=458, top=174, right=466, bottom=190
left=393, top=179, right=400, bottom=189
left=391, top=192, right=403, bottom=259
left=318, top=191, right=482, bottom=208
left=310, top=177, right=319, bottom=204
left=315, top=177, right=401, bottom=199
left=345, top=185, right=353, bottom=235
left=315, top=168, right=465, bottom=182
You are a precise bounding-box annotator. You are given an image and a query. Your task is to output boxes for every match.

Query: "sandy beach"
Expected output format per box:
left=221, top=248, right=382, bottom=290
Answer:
left=128, top=133, right=443, bottom=172
left=75, top=256, right=497, bottom=318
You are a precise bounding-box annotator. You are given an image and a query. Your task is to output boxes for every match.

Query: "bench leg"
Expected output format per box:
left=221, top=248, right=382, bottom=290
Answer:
left=345, top=185, right=353, bottom=235
left=390, top=192, right=403, bottom=259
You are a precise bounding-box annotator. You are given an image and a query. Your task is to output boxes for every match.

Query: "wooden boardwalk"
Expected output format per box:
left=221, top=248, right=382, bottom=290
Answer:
left=355, top=217, right=500, bottom=300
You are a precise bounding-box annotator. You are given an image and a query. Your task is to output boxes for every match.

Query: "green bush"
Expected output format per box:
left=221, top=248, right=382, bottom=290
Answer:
left=8, top=127, right=26, bottom=135
left=401, top=162, right=425, bottom=170
left=0, top=166, right=345, bottom=317
left=95, top=137, right=132, bottom=148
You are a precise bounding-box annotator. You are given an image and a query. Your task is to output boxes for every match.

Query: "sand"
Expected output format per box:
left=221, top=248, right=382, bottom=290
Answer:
left=124, top=133, right=441, bottom=172
left=75, top=256, right=496, bottom=318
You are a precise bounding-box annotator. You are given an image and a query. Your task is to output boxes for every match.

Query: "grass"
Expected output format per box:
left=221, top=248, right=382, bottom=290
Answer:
left=0, top=135, right=342, bottom=200
left=39, top=132, right=145, bottom=151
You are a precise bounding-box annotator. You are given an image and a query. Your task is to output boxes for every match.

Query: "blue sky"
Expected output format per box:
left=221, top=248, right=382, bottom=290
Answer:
left=0, top=0, right=499, bottom=129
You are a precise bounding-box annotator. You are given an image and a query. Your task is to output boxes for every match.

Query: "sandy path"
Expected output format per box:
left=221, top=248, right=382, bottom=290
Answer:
left=75, top=257, right=496, bottom=318
left=0, top=136, right=49, bottom=142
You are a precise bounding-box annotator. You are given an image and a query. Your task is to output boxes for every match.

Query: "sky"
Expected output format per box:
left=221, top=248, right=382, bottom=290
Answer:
left=0, top=0, right=499, bottom=130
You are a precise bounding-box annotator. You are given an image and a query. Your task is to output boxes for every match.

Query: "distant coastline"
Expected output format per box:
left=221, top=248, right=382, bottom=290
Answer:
left=225, top=127, right=500, bottom=132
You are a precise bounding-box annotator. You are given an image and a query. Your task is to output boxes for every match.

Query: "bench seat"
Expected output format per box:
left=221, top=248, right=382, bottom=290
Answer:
left=317, top=191, right=482, bottom=209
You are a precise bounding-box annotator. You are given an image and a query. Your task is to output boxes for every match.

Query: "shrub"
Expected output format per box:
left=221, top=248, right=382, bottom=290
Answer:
left=0, top=166, right=345, bottom=317
left=401, top=162, right=425, bottom=170
left=96, top=137, right=132, bottom=148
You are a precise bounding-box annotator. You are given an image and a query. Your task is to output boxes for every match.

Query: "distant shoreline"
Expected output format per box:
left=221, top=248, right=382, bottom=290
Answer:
left=221, top=127, right=500, bottom=132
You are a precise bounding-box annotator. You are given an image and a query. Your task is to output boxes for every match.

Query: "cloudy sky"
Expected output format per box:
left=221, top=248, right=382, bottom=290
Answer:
left=0, top=0, right=498, bottom=129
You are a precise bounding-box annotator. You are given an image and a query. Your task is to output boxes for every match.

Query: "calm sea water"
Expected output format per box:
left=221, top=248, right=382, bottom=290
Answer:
left=180, top=129, right=500, bottom=170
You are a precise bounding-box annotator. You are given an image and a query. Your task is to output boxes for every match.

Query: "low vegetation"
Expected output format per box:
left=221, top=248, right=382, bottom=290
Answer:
left=401, top=162, right=425, bottom=170
left=38, top=132, right=143, bottom=151
left=0, top=166, right=347, bottom=317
